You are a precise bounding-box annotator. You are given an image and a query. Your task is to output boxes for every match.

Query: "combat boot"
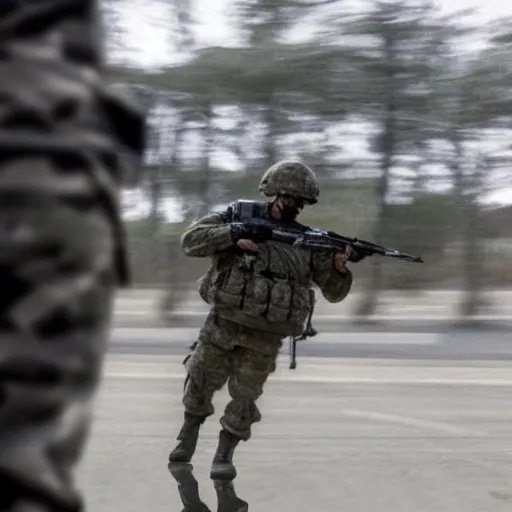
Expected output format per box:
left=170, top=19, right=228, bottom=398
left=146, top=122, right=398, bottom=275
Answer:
left=210, top=429, right=241, bottom=480
left=214, top=479, right=249, bottom=512
left=169, top=413, right=206, bottom=463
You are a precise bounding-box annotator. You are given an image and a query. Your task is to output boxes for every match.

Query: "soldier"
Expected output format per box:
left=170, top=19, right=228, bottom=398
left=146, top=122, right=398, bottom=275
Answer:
left=169, top=161, right=359, bottom=480
left=0, top=1, right=144, bottom=511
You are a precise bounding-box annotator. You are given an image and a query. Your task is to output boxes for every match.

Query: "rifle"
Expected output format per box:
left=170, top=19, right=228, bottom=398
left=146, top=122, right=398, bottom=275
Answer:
left=237, top=217, right=423, bottom=263
left=226, top=200, right=424, bottom=369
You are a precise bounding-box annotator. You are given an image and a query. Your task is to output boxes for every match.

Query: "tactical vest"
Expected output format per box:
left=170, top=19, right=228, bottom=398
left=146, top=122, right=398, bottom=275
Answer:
left=198, top=200, right=315, bottom=337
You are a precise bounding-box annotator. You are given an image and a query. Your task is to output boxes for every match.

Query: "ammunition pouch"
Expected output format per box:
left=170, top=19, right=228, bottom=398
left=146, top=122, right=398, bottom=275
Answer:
left=200, top=258, right=313, bottom=337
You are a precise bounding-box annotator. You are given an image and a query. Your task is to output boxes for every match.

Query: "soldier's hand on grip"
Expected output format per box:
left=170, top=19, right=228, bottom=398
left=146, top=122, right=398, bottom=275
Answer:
left=230, top=222, right=272, bottom=243
left=337, top=245, right=367, bottom=266
left=348, top=247, right=367, bottom=263
left=236, top=239, right=260, bottom=252
left=334, top=246, right=353, bottom=273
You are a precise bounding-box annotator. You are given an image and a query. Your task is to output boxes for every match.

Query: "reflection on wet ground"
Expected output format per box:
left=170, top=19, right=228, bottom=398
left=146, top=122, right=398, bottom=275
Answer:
left=168, top=462, right=248, bottom=512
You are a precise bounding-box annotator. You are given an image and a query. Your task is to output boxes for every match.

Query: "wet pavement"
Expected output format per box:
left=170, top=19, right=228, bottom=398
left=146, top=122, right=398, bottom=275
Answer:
left=78, top=351, right=512, bottom=512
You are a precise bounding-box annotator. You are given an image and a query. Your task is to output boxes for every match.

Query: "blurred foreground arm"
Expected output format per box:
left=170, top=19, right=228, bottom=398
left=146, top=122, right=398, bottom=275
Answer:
left=0, top=1, right=144, bottom=511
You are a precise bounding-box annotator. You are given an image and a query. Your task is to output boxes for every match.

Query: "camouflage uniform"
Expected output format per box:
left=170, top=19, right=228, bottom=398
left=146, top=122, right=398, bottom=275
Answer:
left=0, top=2, right=144, bottom=511
left=169, top=161, right=353, bottom=480
left=182, top=313, right=281, bottom=442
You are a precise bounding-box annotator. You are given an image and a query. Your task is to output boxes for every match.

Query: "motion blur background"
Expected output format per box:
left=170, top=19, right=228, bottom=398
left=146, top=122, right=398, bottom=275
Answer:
left=103, top=0, right=512, bottom=325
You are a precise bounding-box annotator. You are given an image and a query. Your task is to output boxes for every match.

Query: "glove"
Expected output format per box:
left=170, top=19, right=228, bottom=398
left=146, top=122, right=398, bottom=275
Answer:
left=230, top=222, right=273, bottom=242
left=348, top=248, right=368, bottom=263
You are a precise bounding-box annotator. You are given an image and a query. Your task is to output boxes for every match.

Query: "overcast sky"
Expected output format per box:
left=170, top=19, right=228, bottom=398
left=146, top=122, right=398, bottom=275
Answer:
left=116, top=0, right=512, bottom=68
left=113, top=0, right=512, bottom=210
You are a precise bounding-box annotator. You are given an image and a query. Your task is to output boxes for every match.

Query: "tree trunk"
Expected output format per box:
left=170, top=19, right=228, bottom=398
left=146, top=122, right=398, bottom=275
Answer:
left=459, top=155, right=485, bottom=316
left=197, top=101, right=215, bottom=217
left=356, top=33, right=396, bottom=317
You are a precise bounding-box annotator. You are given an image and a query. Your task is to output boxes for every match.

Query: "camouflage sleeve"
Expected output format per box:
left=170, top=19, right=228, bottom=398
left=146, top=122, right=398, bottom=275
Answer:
left=311, top=253, right=353, bottom=303
left=0, top=1, right=144, bottom=511
left=181, top=212, right=235, bottom=257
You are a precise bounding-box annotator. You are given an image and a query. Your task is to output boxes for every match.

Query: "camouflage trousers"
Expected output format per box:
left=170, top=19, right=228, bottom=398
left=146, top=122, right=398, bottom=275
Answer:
left=182, top=313, right=283, bottom=441
left=0, top=199, right=116, bottom=512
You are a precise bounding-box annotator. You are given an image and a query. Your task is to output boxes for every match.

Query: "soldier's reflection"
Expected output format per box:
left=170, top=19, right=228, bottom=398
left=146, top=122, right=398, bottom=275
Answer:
left=168, top=462, right=248, bottom=512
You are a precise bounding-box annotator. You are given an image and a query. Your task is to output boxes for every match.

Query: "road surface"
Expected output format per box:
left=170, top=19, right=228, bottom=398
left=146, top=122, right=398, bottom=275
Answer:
left=76, top=330, right=512, bottom=512
left=108, top=327, right=512, bottom=361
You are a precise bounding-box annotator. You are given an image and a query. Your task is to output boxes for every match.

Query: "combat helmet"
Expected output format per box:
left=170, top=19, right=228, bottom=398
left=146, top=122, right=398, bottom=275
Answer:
left=258, top=160, right=319, bottom=204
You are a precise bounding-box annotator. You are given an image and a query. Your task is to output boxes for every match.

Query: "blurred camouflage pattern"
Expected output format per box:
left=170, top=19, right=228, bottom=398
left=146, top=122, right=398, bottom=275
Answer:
left=259, top=160, right=320, bottom=204
left=0, top=1, right=144, bottom=511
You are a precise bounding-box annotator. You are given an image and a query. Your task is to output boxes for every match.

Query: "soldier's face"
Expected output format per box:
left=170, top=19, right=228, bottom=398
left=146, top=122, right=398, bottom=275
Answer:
left=276, top=194, right=304, bottom=221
